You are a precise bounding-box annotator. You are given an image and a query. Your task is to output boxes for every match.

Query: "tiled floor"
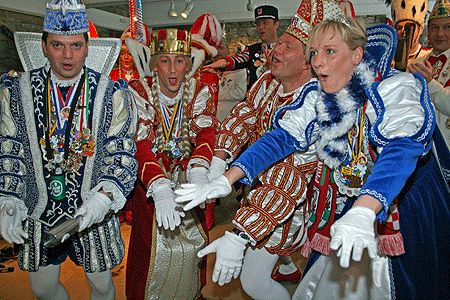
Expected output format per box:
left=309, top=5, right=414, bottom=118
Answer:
left=0, top=189, right=308, bottom=299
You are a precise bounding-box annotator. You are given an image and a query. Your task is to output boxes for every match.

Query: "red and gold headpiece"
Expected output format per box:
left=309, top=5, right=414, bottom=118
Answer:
left=286, top=0, right=347, bottom=44
left=151, top=29, right=191, bottom=56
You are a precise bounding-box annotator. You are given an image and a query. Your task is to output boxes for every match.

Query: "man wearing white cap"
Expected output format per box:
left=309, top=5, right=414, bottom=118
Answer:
left=0, top=1, right=137, bottom=299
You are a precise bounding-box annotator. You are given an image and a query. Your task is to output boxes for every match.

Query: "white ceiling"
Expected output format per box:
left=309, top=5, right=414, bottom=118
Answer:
left=0, top=0, right=435, bottom=31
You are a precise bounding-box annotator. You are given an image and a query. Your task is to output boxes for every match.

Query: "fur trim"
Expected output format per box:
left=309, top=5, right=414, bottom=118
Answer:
left=191, top=34, right=218, bottom=57
left=315, top=56, right=377, bottom=169
left=125, top=37, right=152, bottom=78
left=186, top=47, right=205, bottom=79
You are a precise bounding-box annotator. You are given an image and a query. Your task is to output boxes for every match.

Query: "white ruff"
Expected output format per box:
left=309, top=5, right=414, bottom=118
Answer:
left=315, top=59, right=376, bottom=169
left=50, top=69, right=83, bottom=87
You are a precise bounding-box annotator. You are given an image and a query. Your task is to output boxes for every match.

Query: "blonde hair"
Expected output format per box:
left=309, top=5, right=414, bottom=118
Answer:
left=151, top=70, right=192, bottom=158
left=306, top=18, right=367, bottom=62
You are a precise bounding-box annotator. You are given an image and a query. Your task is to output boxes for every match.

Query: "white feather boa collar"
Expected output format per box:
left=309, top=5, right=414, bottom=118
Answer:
left=315, top=56, right=377, bottom=169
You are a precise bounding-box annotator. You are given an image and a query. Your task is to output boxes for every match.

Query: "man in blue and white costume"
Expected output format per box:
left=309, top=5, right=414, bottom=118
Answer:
left=176, top=17, right=450, bottom=300
left=0, top=1, right=137, bottom=299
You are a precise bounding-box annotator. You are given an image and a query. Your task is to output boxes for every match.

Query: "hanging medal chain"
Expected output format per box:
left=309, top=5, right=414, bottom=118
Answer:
left=348, top=102, right=368, bottom=165
left=160, top=100, right=182, bottom=142
left=266, top=94, right=294, bottom=132
left=44, top=68, right=87, bottom=163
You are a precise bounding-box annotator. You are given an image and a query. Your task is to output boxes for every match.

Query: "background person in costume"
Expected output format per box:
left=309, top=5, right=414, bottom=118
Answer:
left=214, top=35, right=247, bottom=122
left=109, top=25, right=149, bottom=82
left=110, top=0, right=151, bottom=226
left=204, top=5, right=279, bottom=90
left=0, top=1, right=137, bottom=299
left=177, top=1, right=346, bottom=299
left=110, top=0, right=149, bottom=83
left=409, top=0, right=450, bottom=149
left=388, top=0, right=431, bottom=71
left=177, top=17, right=450, bottom=300
left=125, top=28, right=219, bottom=300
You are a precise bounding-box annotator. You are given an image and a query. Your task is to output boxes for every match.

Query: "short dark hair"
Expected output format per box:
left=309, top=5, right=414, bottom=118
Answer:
left=41, top=31, right=89, bottom=44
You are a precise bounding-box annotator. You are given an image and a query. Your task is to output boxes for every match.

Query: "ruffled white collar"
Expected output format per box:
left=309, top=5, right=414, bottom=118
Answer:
left=50, top=69, right=83, bottom=87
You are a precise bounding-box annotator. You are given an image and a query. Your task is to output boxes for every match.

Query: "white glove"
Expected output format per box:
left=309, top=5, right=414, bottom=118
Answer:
left=175, top=175, right=232, bottom=211
left=188, top=167, right=210, bottom=185
left=188, top=167, right=211, bottom=208
left=207, top=156, right=227, bottom=182
left=75, top=192, right=112, bottom=232
left=330, top=206, right=377, bottom=268
left=197, top=231, right=248, bottom=286
left=0, top=203, right=28, bottom=244
left=152, top=180, right=185, bottom=231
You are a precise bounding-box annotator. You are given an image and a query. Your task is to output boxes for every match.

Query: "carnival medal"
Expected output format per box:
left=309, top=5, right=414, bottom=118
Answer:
left=50, top=167, right=66, bottom=202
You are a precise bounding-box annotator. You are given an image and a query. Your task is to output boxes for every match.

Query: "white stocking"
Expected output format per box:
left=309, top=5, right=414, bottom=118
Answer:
left=85, top=270, right=115, bottom=300
left=28, top=264, right=69, bottom=300
left=240, top=247, right=291, bottom=300
left=278, top=255, right=298, bottom=275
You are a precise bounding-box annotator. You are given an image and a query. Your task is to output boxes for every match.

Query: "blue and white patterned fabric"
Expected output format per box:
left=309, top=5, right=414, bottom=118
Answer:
left=0, top=67, right=138, bottom=272
left=365, top=24, right=397, bottom=80
left=43, top=0, right=89, bottom=35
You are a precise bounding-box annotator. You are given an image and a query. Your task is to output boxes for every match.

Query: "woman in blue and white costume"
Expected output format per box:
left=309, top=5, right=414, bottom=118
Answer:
left=176, top=19, right=450, bottom=299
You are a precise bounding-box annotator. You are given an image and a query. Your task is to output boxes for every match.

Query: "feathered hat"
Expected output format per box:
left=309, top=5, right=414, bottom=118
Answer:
left=121, top=24, right=150, bottom=47
left=190, top=13, right=222, bottom=57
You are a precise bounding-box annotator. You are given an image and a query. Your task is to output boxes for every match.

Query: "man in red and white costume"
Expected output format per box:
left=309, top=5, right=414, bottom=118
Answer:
left=125, top=28, right=219, bottom=300
left=177, top=1, right=346, bottom=299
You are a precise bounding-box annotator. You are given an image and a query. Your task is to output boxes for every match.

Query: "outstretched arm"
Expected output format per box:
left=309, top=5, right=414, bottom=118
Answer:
left=175, top=128, right=298, bottom=210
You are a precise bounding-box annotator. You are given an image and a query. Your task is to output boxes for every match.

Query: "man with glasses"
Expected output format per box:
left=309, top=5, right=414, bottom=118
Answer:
left=204, top=5, right=279, bottom=89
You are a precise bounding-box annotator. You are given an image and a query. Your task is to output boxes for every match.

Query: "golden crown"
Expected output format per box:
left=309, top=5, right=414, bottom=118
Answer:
left=151, top=29, right=191, bottom=56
